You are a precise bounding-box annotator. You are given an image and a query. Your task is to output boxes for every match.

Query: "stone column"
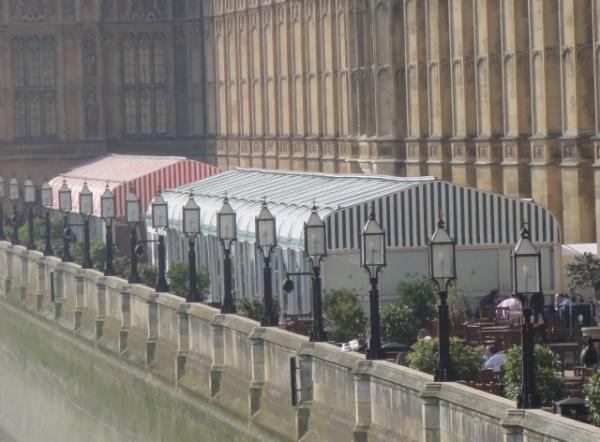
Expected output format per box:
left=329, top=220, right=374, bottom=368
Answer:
left=19, top=250, right=29, bottom=303
left=530, top=139, right=562, bottom=225
left=296, top=342, right=315, bottom=440
left=560, top=142, right=594, bottom=243
left=54, top=263, right=65, bottom=321
left=248, top=327, right=266, bottom=417
left=146, top=292, right=159, bottom=368
left=500, top=0, right=531, bottom=195
left=451, top=142, right=476, bottom=187
left=95, top=276, right=107, bottom=340
left=473, top=0, right=502, bottom=192
left=36, top=257, right=47, bottom=312
left=404, top=0, right=428, bottom=177
left=425, top=0, right=451, bottom=180
left=502, top=142, right=530, bottom=198
left=448, top=0, right=476, bottom=186
left=352, top=360, right=373, bottom=442
left=119, top=284, right=131, bottom=355
left=177, top=303, right=190, bottom=381
left=74, top=270, right=85, bottom=333
left=210, top=314, right=225, bottom=397
left=420, top=383, right=441, bottom=442
left=500, top=409, right=525, bottom=442
left=475, top=142, right=502, bottom=193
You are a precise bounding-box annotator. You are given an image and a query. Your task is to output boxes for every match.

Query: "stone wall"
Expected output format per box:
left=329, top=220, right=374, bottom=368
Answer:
left=0, top=239, right=599, bottom=442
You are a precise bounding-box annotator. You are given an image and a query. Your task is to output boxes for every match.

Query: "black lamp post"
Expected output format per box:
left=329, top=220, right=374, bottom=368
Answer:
left=125, top=188, right=142, bottom=283
left=101, top=185, right=116, bottom=275
left=24, top=177, right=36, bottom=250
left=9, top=177, right=20, bottom=245
left=361, top=205, right=386, bottom=360
left=58, top=180, right=72, bottom=262
left=183, top=193, right=201, bottom=302
left=282, top=205, right=328, bottom=341
left=151, top=191, right=169, bottom=293
left=429, top=218, right=456, bottom=381
left=79, top=183, right=94, bottom=268
left=0, top=176, right=5, bottom=241
left=218, top=195, right=237, bottom=314
left=513, top=225, right=542, bottom=409
left=40, top=181, right=54, bottom=256
left=256, top=200, right=278, bottom=327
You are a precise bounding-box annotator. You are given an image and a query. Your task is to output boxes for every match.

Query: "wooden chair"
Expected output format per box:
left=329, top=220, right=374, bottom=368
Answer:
left=464, top=323, right=482, bottom=345
left=495, top=307, right=511, bottom=325
left=508, top=311, right=522, bottom=326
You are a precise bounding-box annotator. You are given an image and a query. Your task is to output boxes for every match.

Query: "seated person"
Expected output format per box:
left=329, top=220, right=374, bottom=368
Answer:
left=554, top=293, right=572, bottom=311
left=496, top=293, right=522, bottom=320
left=482, top=344, right=506, bottom=373
left=477, top=289, right=502, bottom=318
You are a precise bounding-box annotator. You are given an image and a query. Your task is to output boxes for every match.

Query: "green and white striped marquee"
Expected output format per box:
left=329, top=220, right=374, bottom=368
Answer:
left=147, top=168, right=560, bottom=312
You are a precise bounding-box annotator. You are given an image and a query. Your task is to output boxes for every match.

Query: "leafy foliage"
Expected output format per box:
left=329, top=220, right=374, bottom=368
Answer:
left=166, top=262, right=210, bottom=299
left=503, top=345, right=567, bottom=407
left=381, top=302, right=421, bottom=345
left=322, top=288, right=367, bottom=342
left=396, top=278, right=437, bottom=324
left=584, top=370, right=600, bottom=426
left=380, top=278, right=437, bottom=345
left=566, top=252, right=600, bottom=297
left=236, top=296, right=280, bottom=322
left=407, top=337, right=482, bottom=381
left=138, top=264, right=157, bottom=289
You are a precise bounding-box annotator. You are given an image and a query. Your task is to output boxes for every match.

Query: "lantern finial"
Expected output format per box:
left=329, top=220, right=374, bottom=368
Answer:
left=368, top=203, right=376, bottom=221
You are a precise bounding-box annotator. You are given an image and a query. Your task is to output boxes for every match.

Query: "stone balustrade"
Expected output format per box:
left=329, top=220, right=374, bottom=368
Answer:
left=0, top=240, right=599, bottom=441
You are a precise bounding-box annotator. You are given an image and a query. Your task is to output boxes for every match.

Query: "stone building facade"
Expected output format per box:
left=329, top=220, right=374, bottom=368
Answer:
left=209, top=0, right=600, bottom=245
left=0, top=0, right=212, bottom=185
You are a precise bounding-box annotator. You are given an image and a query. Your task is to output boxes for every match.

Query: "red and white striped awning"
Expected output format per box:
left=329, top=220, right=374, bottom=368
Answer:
left=48, top=154, right=220, bottom=217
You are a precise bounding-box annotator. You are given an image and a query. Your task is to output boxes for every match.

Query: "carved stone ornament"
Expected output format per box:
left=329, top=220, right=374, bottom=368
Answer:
left=428, top=144, right=438, bottom=159
left=62, top=0, right=74, bottom=21
left=119, top=0, right=167, bottom=20
left=533, top=145, right=544, bottom=160
left=82, top=32, right=97, bottom=77
left=12, top=0, right=57, bottom=22
left=85, top=91, right=99, bottom=139
left=477, top=144, right=488, bottom=160
left=453, top=144, right=464, bottom=159
left=504, top=144, right=515, bottom=159
left=563, top=144, right=576, bottom=160
left=407, top=143, right=417, bottom=159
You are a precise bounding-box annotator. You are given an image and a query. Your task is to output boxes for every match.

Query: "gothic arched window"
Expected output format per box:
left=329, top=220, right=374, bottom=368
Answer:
left=12, top=35, right=57, bottom=139
left=121, top=32, right=169, bottom=136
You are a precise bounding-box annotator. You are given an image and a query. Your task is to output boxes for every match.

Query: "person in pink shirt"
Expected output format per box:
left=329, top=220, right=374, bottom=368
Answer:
left=496, top=294, right=522, bottom=320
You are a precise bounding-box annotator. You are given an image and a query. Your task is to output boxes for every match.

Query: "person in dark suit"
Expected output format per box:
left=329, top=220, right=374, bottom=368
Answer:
left=477, top=289, right=502, bottom=318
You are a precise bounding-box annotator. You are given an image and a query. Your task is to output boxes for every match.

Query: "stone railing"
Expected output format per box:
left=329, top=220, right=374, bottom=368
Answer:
left=0, top=240, right=599, bottom=442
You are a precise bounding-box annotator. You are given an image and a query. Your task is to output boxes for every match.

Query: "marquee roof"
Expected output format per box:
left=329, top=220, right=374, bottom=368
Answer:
left=48, top=154, right=220, bottom=217
left=152, top=168, right=561, bottom=250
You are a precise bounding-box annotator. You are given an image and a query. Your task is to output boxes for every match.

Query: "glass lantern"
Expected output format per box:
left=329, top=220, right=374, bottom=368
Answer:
left=58, top=180, right=72, bottom=212
left=361, top=208, right=386, bottom=270
left=24, top=177, right=36, bottom=204
left=304, top=205, right=326, bottom=260
left=9, top=178, right=19, bottom=202
left=151, top=193, right=168, bottom=229
left=513, top=226, right=541, bottom=294
left=101, top=185, right=115, bottom=221
left=182, top=194, right=201, bottom=236
left=255, top=201, right=276, bottom=252
left=429, top=219, right=456, bottom=282
left=41, top=181, right=52, bottom=208
left=125, top=189, right=141, bottom=224
left=218, top=196, right=237, bottom=243
left=79, top=182, right=93, bottom=216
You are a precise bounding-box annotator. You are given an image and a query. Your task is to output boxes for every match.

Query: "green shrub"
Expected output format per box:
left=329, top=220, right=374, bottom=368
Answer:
left=584, top=370, right=600, bottom=426
left=139, top=264, right=157, bottom=288
left=379, top=278, right=437, bottom=345
left=166, top=262, right=210, bottom=299
left=322, top=288, right=367, bottom=342
left=381, top=302, right=421, bottom=345
left=113, top=256, right=131, bottom=280
left=396, top=278, right=437, bottom=323
left=90, top=240, right=107, bottom=271
left=503, top=345, right=567, bottom=407
left=236, top=296, right=280, bottom=322
left=407, top=337, right=482, bottom=381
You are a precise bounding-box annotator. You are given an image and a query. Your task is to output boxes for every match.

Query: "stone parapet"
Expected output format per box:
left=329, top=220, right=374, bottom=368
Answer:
left=0, top=239, right=599, bottom=441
